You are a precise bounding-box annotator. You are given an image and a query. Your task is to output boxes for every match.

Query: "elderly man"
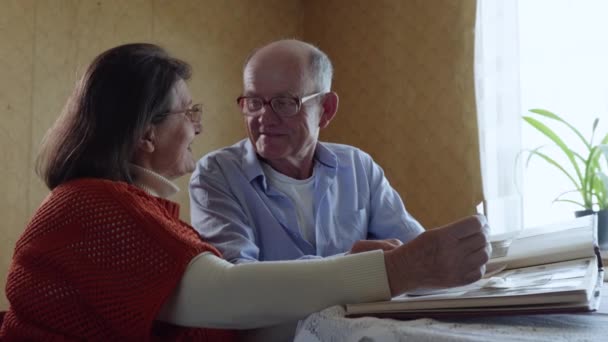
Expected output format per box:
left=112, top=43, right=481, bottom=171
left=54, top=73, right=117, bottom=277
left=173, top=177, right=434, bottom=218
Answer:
left=190, top=39, right=445, bottom=262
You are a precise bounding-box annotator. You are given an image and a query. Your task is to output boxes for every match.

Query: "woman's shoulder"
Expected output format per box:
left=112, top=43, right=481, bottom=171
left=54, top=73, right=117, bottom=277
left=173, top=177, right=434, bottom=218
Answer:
left=38, top=178, right=167, bottom=225
left=51, top=178, right=155, bottom=207
left=32, top=177, right=211, bottom=256
left=55, top=178, right=140, bottom=196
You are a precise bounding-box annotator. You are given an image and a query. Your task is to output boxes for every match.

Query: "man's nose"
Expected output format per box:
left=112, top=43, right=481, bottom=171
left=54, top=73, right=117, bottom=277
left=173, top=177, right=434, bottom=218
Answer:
left=257, top=103, right=280, bottom=122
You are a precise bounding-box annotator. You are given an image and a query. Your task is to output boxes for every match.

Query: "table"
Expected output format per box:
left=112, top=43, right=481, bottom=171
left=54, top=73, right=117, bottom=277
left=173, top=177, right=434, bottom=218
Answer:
left=294, top=283, right=608, bottom=342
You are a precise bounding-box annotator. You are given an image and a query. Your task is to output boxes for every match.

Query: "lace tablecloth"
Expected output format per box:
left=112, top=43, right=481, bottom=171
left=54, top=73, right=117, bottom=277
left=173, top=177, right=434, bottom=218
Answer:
left=295, top=298, right=608, bottom=342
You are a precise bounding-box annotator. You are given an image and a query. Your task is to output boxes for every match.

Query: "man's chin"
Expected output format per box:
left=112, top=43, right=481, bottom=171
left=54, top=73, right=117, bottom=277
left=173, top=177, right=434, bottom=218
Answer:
left=256, top=145, right=287, bottom=160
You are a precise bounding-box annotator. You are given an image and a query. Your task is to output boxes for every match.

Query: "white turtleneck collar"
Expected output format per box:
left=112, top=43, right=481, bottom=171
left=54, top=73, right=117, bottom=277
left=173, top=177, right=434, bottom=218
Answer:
left=129, top=164, right=180, bottom=198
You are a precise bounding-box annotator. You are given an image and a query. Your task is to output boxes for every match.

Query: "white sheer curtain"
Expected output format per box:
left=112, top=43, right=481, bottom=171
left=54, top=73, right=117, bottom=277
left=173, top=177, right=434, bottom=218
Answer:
left=518, top=0, right=608, bottom=227
left=477, top=0, right=608, bottom=230
left=474, top=0, right=523, bottom=235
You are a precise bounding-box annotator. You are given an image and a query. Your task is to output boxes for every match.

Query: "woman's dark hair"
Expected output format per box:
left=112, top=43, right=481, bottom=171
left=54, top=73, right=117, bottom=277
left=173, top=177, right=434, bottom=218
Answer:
left=37, top=43, right=191, bottom=189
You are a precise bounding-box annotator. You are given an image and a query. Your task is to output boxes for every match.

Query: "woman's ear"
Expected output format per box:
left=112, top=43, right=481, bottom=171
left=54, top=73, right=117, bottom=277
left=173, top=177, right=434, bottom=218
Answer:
left=319, top=92, right=339, bottom=129
left=138, top=125, right=156, bottom=153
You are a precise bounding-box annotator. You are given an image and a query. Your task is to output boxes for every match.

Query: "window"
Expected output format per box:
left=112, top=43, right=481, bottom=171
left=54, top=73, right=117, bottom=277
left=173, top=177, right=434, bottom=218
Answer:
left=476, top=0, right=608, bottom=230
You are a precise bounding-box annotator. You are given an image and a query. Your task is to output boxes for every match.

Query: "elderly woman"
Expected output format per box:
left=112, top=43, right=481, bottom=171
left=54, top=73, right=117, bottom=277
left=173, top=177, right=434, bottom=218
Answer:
left=0, top=43, right=489, bottom=341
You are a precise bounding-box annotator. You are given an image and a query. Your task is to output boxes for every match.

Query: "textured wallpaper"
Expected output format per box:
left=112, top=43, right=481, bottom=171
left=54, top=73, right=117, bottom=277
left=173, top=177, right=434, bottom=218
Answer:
left=305, top=0, right=482, bottom=229
left=0, top=0, right=480, bottom=310
left=0, top=0, right=302, bottom=310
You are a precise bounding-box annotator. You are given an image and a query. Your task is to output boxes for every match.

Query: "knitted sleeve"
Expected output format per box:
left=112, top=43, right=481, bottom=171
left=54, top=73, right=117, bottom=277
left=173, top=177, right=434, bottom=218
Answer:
left=2, top=179, right=227, bottom=341
left=159, top=250, right=391, bottom=329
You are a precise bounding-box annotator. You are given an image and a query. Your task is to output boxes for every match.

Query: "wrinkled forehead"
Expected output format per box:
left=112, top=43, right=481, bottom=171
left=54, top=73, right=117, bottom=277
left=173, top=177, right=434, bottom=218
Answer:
left=243, top=54, right=314, bottom=96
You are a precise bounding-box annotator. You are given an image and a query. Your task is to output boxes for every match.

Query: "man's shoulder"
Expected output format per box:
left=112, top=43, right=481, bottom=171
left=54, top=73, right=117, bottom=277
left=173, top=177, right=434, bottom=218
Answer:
left=319, top=141, right=373, bottom=160
left=200, top=139, right=249, bottom=166
left=203, top=139, right=248, bottom=158
left=192, top=139, right=256, bottom=184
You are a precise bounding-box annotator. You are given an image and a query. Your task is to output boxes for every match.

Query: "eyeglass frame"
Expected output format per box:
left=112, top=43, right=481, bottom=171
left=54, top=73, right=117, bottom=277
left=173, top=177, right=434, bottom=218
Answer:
left=236, top=92, right=325, bottom=117
left=162, top=103, right=203, bottom=123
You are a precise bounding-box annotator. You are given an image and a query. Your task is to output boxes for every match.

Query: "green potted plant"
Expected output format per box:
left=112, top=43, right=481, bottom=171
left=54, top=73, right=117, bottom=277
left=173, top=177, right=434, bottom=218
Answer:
left=523, top=109, right=608, bottom=248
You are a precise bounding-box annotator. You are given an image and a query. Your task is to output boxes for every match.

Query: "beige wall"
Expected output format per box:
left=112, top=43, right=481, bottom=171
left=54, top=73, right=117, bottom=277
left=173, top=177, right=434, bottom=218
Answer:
left=0, top=0, right=480, bottom=310
left=306, top=0, right=482, bottom=228
left=0, top=0, right=302, bottom=310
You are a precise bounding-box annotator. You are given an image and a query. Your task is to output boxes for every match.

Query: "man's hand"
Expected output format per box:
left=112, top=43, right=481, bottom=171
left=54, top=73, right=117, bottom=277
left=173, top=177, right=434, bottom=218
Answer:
left=349, top=239, right=403, bottom=254
left=384, top=215, right=491, bottom=296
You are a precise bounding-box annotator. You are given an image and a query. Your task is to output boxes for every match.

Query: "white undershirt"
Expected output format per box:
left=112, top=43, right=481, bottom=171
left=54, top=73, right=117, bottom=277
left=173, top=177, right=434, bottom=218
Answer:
left=261, top=162, right=316, bottom=246
left=130, top=166, right=390, bottom=329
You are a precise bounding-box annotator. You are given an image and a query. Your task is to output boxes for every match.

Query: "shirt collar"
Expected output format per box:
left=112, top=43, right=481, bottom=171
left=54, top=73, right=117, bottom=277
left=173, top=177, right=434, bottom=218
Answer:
left=241, top=139, right=337, bottom=187
left=129, top=164, right=180, bottom=198
left=314, top=142, right=338, bottom=169
left=242, top=139, right=265, bottom=183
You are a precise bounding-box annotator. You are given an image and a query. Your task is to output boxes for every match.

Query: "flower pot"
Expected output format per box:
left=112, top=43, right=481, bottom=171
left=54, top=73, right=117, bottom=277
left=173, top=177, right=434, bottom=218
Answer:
left=575, top=209, right=608, bottom=249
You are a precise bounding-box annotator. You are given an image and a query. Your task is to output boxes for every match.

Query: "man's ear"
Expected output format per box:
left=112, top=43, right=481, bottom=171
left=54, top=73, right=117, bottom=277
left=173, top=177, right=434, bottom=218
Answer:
left=319, top=91, right=339, bottom=129
left=138, top=125, right=156, bottom=153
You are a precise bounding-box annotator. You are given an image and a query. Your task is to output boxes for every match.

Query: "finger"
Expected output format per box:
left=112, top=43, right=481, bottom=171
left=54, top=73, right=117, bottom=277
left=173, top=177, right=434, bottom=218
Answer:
left=349, top=240, right=366, bottom=253
left=462, top=267, right=485, bottom=285
left=352, top=240, right=395, bottom=253
left=376, top=243, right=397, bottom=252
left=459, top=232, right=488, bottom=255
left=379, top=240, right=402, bottom=251
left=464, top=244, right=491, bottom=267
left=384, top=238, right=403, bottom=247
left=442, top=215, right=486, bottom=240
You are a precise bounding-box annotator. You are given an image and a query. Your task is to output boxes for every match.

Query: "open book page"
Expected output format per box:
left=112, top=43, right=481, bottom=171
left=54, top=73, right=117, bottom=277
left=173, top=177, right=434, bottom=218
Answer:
left=488, top=215, right=596, bottom=270
left=347, top=256, right=598, bottom=314
left=346, top=217, right=602, bottom=318
left=406, top=258, right=589, bottom=299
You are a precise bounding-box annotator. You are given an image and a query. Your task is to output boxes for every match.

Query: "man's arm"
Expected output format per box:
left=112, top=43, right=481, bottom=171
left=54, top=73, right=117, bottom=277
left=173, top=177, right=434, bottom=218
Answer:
left=189, top=157, right=262, bottom=263
left=190, top=156, right=326, bottom=262
left=363, top=151, right=425, bottom=241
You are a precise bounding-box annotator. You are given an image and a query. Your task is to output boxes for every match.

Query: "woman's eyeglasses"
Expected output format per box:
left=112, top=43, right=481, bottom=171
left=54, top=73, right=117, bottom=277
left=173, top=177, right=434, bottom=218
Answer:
left=165, top=103, right=203, bottom=123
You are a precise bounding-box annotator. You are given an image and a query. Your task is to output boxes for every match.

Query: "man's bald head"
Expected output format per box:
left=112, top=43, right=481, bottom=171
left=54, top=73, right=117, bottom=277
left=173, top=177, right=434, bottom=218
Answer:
left=244, top=39, right=333, bottom=92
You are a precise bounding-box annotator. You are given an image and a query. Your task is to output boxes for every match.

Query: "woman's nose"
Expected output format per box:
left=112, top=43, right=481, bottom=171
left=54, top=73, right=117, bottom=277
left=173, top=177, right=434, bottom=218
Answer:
left=193, top=121, right=202, bottom=135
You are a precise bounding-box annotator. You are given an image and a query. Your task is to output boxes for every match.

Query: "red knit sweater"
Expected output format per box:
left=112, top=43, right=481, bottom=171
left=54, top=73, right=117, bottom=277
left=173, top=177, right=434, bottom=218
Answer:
left=0, top=178, right=236, bottom=341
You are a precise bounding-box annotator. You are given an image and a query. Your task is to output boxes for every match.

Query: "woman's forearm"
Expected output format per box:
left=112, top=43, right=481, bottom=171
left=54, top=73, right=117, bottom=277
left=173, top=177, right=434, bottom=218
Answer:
left=157, top=250, right=390, bottom=329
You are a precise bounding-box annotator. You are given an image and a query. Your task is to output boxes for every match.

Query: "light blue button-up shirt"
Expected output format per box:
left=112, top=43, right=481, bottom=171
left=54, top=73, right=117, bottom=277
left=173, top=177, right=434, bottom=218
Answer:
left=189, top=139, right=424, bottom=263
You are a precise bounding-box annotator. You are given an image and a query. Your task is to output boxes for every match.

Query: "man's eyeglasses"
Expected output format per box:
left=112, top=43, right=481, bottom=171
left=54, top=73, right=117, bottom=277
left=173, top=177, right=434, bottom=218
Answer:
left=165, top=103, right=203, bottom=123
left=236, top=92, right=324, bottom=117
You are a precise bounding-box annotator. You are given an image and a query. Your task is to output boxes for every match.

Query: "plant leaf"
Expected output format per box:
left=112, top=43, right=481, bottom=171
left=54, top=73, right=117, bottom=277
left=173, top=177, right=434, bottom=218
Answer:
left=529, top=109, right=591, bottom=150
left=523, top=116, right=583, bottom=185
left=593, top=118, right=599, bottom=131
left=525, top=146, right=545, bottom=168
left=553, top=199, right=586, bottom=209
left=591, top=118, right=600, bottom=146
left=596, top=171, right=608, bottom=209
left=553, top=189, right=583, bottom=200
left=598, top=138, right=608, bottom=169
left=526, top=149, right=580, bottom=191
left=582, top=146, right=601, bottom=208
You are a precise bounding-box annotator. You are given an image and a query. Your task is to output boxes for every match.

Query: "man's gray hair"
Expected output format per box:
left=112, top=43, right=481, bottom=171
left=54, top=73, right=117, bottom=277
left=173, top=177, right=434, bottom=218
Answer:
left=309, top=46, right=333, bottom=92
